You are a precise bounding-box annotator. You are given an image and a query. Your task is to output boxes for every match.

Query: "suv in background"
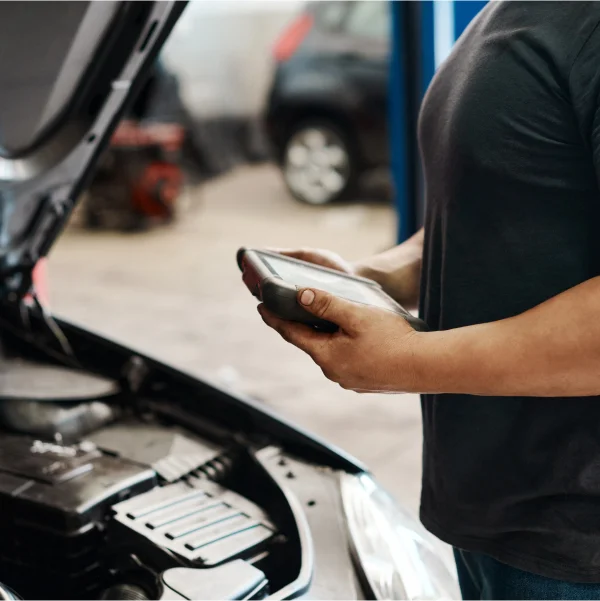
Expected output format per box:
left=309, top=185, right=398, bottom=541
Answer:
left=265, top=1, right=390, bottom=205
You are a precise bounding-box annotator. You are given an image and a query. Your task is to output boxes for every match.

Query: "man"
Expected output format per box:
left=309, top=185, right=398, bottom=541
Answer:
left=257, top=3, right=600, bottom=599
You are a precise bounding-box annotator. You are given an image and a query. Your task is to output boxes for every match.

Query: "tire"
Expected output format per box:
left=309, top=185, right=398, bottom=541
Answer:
left=281, top=120, right=358, bottom=205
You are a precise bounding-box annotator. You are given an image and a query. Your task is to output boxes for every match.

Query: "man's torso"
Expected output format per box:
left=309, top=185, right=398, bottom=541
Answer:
left=419, top=1, right=600, bottom=581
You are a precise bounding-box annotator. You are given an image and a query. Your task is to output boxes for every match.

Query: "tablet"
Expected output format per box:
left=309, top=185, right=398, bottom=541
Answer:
left=237, top=248, right=428, bottom=332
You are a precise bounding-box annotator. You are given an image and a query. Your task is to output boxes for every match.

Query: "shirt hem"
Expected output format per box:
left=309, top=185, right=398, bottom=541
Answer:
left=420, top=510, right=600, bottom=584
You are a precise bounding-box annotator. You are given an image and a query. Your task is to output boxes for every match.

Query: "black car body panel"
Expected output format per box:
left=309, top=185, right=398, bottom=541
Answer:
left=0, top=304, right=365, bottom=476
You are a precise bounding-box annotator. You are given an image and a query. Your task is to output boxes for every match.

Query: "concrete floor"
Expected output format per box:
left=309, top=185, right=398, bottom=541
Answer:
left=48, top=164, right=424, bottom=515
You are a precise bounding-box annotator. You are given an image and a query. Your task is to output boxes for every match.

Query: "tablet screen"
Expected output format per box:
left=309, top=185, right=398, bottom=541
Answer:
left=260, top=253, right=397, bottom=311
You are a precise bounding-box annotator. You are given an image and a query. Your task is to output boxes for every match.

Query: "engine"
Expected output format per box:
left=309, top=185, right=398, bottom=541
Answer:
left=0, top=435, right=154, bottom=599
left=0, top=430, right=275, bottom=600
left=0, top=361, right=280, bottom=600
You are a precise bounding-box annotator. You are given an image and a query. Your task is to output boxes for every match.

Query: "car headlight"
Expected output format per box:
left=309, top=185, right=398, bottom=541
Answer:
left=341, top=473, right=459, bottom=601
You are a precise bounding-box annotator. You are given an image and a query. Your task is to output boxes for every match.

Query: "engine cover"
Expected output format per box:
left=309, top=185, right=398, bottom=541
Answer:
left=111, top=477, right=276, bottom=567
left=0, top=435, right=156, bottom=599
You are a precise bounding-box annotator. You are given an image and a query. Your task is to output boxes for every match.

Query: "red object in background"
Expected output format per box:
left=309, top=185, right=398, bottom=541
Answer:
left=131, top=161, right=183, bottom=219
left=84, top=120, right=185, bottom=229
left=111, top=121, right=185, bottom=153
left=273, top=13, right=314, bottom=62
left=112, top=121, right=185, bottom=220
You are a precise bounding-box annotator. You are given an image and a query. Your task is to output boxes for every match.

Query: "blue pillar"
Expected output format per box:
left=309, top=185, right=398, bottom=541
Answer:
left=389, top=1, right=411, bottom=243
left=390, top=0, right=487, bottom=243
left=454, top=0, right=487, bottom=40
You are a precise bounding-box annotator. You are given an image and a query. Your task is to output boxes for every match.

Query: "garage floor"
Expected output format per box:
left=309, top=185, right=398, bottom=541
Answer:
left=49, top=164, right=423, bottom=515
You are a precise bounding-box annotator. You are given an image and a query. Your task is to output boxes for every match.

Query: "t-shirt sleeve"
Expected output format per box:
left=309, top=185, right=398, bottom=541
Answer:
left=570, top=20, right=600, bottom=187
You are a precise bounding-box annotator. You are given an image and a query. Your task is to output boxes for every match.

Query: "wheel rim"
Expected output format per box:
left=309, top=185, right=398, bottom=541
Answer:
left=283, top=127, right=350, bottom=205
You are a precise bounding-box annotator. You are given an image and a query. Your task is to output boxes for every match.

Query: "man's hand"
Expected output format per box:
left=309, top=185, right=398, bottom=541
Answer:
left=270, top=230, right=424, bottom=310
left=257, top=255, right=600, bottom=398
left=258, top=287, right=420, bottom=393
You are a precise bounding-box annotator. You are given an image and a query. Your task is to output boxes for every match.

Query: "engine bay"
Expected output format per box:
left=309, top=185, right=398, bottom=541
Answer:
left=0, top=357, right=305, bottom=600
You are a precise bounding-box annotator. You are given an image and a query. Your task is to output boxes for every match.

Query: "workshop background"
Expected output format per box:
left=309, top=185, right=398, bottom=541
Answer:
left=46, top=0, right=485, bottom=517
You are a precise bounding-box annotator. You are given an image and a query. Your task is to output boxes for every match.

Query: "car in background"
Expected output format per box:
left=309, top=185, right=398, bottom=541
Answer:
left=265, top=1, right=390, bottom=205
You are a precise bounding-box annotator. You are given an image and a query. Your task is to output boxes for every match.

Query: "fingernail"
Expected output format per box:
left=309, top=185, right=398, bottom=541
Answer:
left=299, top=289, right=315, bottom=306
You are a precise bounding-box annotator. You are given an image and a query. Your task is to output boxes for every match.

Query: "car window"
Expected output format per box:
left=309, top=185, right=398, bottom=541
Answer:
left=343, top=1, right=390, bottom=41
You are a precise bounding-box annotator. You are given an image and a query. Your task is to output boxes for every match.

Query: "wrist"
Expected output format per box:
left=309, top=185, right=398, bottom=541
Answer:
left=354, top=260, right=420, bottom=310
left=404, top=329, right=461, bottom=394
left=406, top=323, right=507, bottom=395
left=402, top=331, right=435, bottom=393
left=353, top=260, right=382, bottom=282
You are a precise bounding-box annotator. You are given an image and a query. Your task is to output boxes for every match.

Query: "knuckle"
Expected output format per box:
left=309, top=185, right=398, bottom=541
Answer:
left=313, top=294, right=333, bottom=318
left=347, top=316, right=363, bottom=332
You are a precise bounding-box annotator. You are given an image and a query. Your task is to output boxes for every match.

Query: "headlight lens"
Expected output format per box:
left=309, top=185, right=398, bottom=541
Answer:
left=341, top=473, right=459, bottom=601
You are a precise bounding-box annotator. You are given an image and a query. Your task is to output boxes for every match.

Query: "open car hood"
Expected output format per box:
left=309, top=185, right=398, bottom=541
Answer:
left=0, top=1, right=186, bottom=299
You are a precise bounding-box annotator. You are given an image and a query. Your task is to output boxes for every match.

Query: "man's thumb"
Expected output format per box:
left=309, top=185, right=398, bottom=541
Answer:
left=297, top=288, right=361, bottom=331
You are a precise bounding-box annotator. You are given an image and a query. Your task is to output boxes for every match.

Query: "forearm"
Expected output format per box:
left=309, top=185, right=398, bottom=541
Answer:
left=411, top=276, right=600, bottom=397
left=354, top=228, right=424, bottom=310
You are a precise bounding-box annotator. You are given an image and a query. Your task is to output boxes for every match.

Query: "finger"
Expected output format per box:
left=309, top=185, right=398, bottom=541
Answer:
left=257, top=305, right=328, bottom=355
left=265, top=247, right=309, bottom=260
left=297, top=288, right=365, bottom=334
left=241, top=269, right=255, bottom=291
left=257, top=304, right=291, bottom=330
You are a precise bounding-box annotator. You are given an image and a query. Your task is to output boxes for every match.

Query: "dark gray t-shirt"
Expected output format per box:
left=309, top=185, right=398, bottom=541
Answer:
left=418, top=1, right=600, bottom=582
